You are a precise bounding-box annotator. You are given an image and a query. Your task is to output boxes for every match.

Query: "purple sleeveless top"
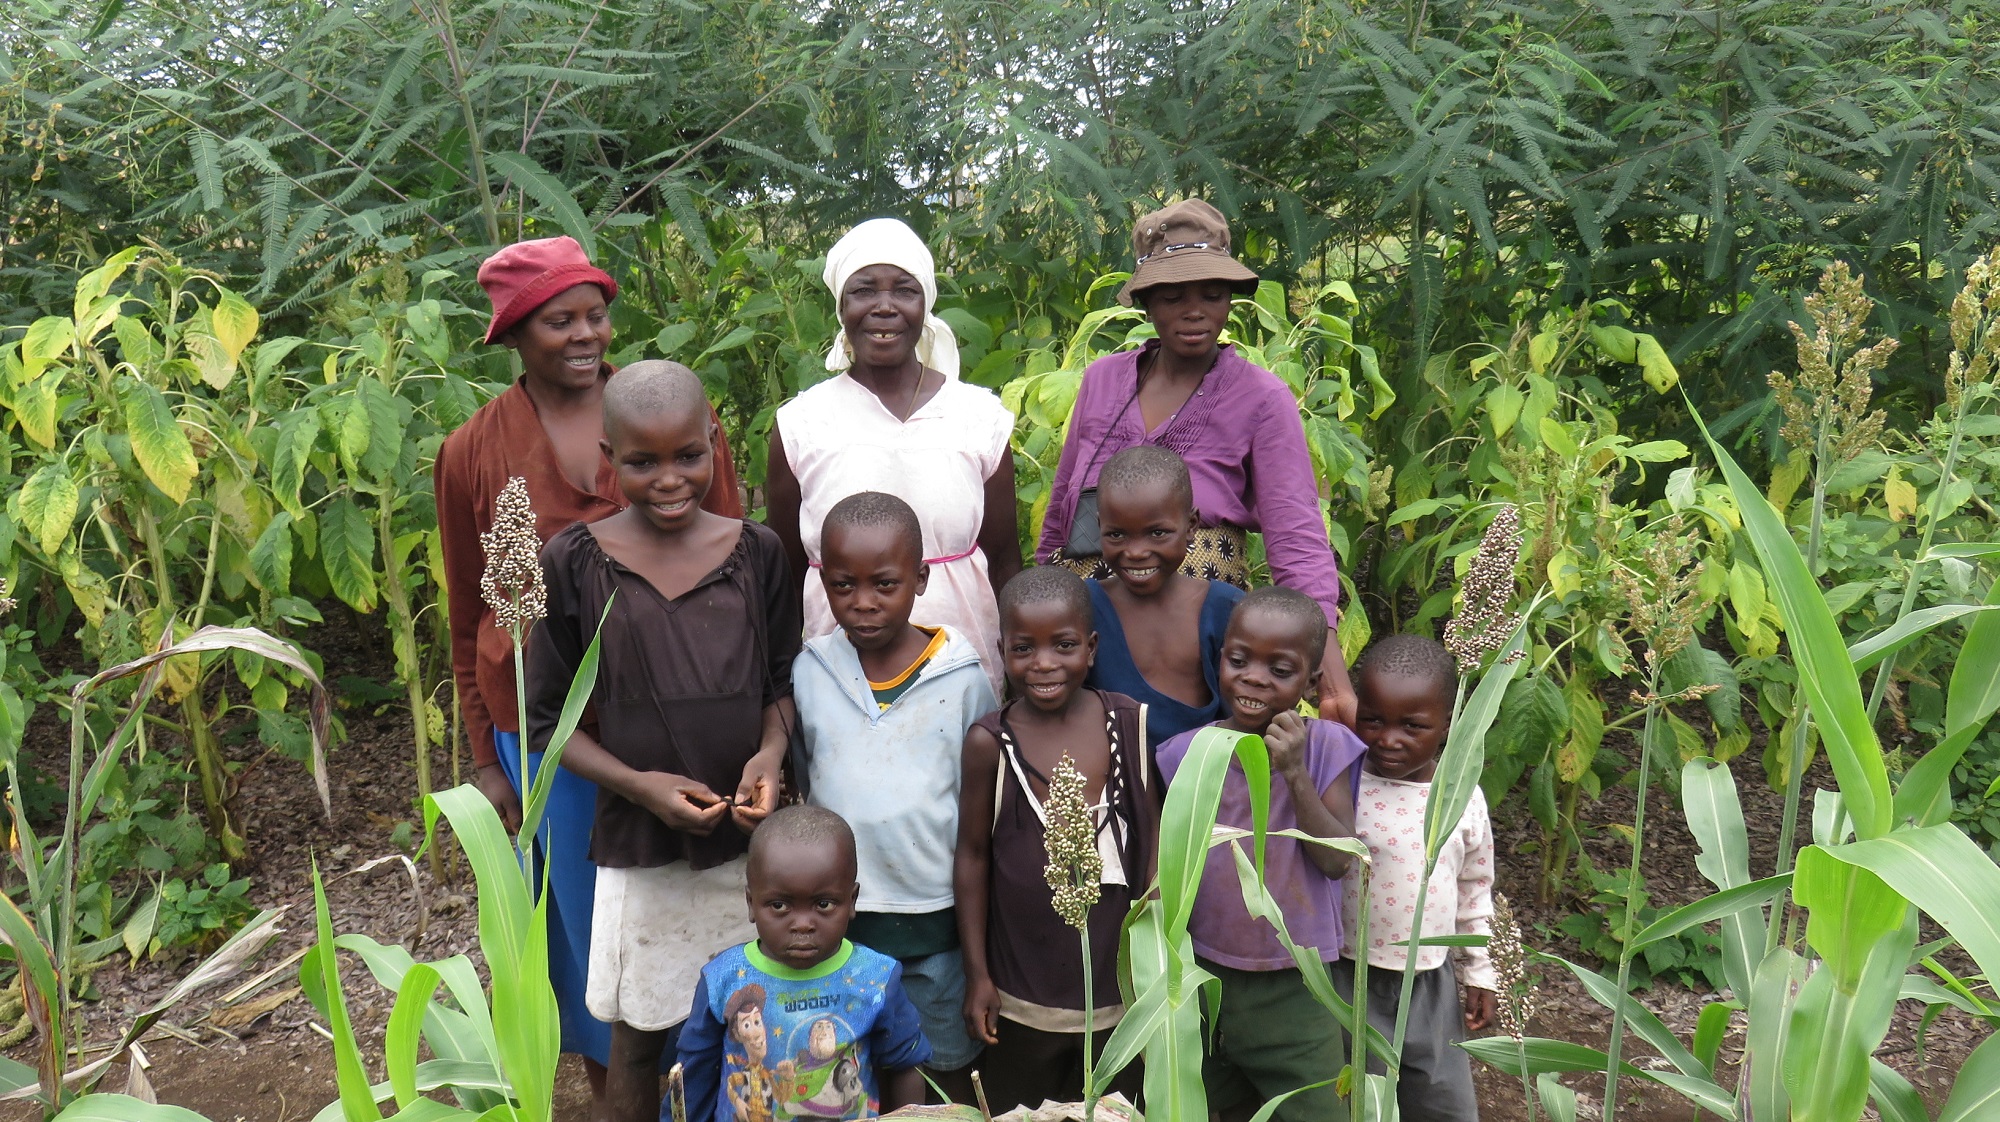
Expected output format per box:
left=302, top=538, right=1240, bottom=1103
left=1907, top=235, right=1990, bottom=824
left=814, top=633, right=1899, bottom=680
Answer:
left=1155, top=718, right=1366, bottom=970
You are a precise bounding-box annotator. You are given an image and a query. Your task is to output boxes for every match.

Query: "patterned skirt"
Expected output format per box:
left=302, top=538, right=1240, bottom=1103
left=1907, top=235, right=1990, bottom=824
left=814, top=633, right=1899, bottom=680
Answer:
left=1048, top=525, right=1250, bottom=589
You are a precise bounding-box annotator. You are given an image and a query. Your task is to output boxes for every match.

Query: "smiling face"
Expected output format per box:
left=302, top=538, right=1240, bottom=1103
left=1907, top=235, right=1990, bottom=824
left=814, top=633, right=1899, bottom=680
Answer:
left=1355, top=666, right=1452, bottom=782
left=1140, top=281, right=1235, bottom=363
left=600, top=400, right=715, bottom=534
left=1000, top=598, right=1097, bottom=713
left=820, top=522, right=928, bottom=653
left=505, top=283, right=612, bottom=394
left=1217, top=605, right=1319, bottom=734
left=839, top=264, right=926, bottom=369
left=730, top=1004, right=768, bottom=1063
left=747, top=839, right=857, bottom=972
left=1098, top=478, right=1194, bottom=597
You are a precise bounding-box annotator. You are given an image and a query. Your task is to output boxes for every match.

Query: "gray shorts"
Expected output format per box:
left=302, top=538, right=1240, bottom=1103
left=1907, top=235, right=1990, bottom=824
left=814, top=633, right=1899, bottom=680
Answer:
left=1331, top=957, right=1480, bottom=1122
left=897, top=948, right=982, bottom=1071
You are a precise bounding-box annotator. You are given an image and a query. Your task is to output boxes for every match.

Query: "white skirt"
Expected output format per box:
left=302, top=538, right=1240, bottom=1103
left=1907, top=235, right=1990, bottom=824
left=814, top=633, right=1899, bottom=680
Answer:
left=585, top=857, right=754, bottom=1031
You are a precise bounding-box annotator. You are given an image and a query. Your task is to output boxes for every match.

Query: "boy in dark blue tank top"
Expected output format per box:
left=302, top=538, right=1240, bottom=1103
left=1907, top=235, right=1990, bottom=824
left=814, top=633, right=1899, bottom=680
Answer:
left=1084, top=446, right=1244, bottom=750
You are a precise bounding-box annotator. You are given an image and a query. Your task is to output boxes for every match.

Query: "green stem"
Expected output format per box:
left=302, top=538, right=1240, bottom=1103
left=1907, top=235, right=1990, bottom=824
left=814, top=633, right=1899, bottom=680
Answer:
left=1348, top=860, right=1371, bottom=1122
left=1080, top=924, right=1097, bottom=1120
left=1517, top=1038, right=1538, bottom=1122
left=511, top=619, right=533, bottom=878
left=1771, top=451, right=1831, bottom=900
left=1602, top=665, right=1663, bottom=1122
left=1864, top=411, right=1970, bottom=722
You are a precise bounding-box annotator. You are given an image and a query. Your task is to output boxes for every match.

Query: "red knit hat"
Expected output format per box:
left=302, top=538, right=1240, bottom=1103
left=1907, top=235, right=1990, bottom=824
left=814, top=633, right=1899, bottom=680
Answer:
left=477, top=236, right=619, bottom=344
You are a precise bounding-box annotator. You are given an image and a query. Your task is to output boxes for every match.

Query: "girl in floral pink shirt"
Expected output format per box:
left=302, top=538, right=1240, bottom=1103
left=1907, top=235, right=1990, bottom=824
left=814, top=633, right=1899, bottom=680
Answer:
left=1338, top=634, right=1497, bottom=1122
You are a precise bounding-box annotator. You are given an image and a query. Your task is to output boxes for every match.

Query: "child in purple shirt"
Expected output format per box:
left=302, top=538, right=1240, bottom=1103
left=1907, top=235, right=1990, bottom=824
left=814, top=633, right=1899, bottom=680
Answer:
left=1155, top=587, right=1366, bottom=1122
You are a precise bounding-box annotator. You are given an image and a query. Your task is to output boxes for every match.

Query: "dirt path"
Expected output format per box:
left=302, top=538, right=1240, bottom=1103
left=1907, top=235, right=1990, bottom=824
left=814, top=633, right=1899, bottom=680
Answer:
left=4, top=605, right=1988, bottom=1120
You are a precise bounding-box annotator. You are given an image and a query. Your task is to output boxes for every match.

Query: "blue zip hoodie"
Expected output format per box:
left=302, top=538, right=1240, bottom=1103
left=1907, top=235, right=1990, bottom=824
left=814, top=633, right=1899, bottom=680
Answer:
left=794, top=626, right=998, bottom=913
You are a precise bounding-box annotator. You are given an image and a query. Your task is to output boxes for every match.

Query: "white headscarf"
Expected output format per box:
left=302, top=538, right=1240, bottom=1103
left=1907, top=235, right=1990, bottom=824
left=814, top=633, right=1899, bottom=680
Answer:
left=822, top=218, right=960, bottom=380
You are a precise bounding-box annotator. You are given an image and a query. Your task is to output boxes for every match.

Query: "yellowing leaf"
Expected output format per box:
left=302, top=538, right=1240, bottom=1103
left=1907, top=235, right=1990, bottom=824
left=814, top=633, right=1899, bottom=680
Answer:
left=1529, top=331, right=1560, bottom=374
left=120, top=379, right=199, bottom=503
left=20, top=316, right=73, bottom=382
left=15, top=463, right=79, bottom=554
left=71, top=247, right=142, bottom=329
left=185, top=330, right=237, bottom=390
left=1884, top=469, right=1919, bottom=522
left=1548, top=548, right=1584, bottom=600
left=211, top=290, right=261, bottom=362
left=1635, top=332, right=1679, bottom=394
left=58, top=546, right=109, bottom=626
left=1589, top=323, right=1638, bottom=364
left=1768, top=451, right=1809, bottom=513
left=1539, top=417, right=1579, bottom=457
left=1728, top=561, right=1767, bottom=636
left=10, top=374, right=60, bottom=449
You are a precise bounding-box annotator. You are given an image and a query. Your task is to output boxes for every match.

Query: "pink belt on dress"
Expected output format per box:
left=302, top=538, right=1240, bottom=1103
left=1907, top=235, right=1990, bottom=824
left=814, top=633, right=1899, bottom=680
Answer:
left=810, top=544, right=979, bottom=568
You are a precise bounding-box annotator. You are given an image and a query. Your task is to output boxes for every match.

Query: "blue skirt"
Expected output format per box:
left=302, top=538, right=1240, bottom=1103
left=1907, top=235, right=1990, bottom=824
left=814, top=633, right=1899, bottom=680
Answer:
left=494, top=732, right=612, bottom=1066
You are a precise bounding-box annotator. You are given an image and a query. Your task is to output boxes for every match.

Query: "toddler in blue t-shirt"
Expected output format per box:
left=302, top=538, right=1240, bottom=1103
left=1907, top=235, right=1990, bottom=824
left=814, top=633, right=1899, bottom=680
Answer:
left=676, top=806, right=931, bottom=1121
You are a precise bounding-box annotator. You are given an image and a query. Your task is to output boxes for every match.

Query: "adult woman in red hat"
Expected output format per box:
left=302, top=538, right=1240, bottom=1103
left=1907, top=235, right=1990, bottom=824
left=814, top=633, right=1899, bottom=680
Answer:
left=1036, top=200, right=1356, bottom=726
left=434, top=235, right=742, bottom=1096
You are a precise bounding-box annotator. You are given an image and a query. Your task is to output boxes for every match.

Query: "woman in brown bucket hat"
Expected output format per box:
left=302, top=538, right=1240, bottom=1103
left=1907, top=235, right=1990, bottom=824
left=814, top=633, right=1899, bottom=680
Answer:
left=1035, top=199, right=1356, bottom=729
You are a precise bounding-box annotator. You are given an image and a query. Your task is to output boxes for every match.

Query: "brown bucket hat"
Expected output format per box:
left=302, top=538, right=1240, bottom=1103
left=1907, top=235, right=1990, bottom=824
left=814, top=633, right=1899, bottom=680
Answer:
left=1117, top=198, right=1261, bottom=306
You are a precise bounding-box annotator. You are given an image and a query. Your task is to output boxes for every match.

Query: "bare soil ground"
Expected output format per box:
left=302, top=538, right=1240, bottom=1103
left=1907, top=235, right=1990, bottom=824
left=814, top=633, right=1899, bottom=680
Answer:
left=3, top=604, right=1988, bottom=1121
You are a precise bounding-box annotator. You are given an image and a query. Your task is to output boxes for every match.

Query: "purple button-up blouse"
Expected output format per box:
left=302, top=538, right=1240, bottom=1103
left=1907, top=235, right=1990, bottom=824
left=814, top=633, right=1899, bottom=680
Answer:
left=1034, top=341, right=1342, bottom=625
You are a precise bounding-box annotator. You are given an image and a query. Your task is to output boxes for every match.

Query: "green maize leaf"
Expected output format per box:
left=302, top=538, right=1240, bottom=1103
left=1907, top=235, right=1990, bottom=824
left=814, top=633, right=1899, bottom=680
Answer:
left=1629, top=874, right=1791, bottom=952
left=1460, top=1039, right=1733, bottom=1118
left=520, top=598, right=613, bottom=845
left=1534, top=953, right=1707, bottom=1079
left=1680, top=759, right=1761, bottom=999
left=1696, top=413, right=1892, bottom=838
left=1869, top=1059, right=1931, bottom=1122
left=1537, top=1074, right=1577, bottom=1122
left=1692, top=1002, right=1734, bottom=1074
left=1156, top=727, right=1270, bottom=939
left=1245, top=1078, right=1339, bottom=1122
left=1939, top=1032, right=2000, bottom=1122
left=386, top=963, right=442, bottom=1108
left=1847, top=604, right=2000, bottom=672
left=1787, top=849, right=1916, bottom=1122
left=1426, top=612, right=1532, bottom=861
left=1899, top=572, right=2000, bottom=826
left=1815, top=824, right=2000, bottom=987
left=1106, top=902, right=1210, bottom=1120
left=1747, top=949, right=1806, bottom=1122
left=0, top=1054, right=36, bottom=1096
left=50, top=1095, right=214, bottom=1121
left=0, top=891, right=63, bottom=1100
left=309, top=861, right=383, bottom=1121
left=1920, top=543, right=2000, bottom=560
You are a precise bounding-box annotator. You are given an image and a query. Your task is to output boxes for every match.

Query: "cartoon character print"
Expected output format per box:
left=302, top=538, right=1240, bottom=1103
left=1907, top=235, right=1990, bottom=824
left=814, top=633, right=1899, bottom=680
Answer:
left=723, top=984, right=780, bottom=1122
left=780, top=1016, right=867, bottom=1118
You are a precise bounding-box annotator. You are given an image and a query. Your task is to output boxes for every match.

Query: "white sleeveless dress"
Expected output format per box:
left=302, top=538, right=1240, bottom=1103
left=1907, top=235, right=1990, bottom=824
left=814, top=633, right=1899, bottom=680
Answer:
left=777, top=371, right=1014, bottom=694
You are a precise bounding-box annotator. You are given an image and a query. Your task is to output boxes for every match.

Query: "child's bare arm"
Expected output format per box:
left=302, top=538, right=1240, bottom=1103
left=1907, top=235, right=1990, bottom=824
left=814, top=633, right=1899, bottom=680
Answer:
left=881, top=1065, right=926, bottom=1111
left=954, top=724, right=1003, bottom=1046
left=1265, top=711, right=1354, bottom=879
left=561, top=730, right=729, bottom=835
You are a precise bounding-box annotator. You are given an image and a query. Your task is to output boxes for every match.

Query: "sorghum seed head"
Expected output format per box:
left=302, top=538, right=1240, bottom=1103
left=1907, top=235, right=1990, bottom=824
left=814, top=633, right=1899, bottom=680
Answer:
left=1490, top=892, right=1539, bottom=1039
left=1043, top=754, right=1102, bottom=930
left=1445, top=505, right=1525, bottom=673
left=480, top=477, right=546, bottom=633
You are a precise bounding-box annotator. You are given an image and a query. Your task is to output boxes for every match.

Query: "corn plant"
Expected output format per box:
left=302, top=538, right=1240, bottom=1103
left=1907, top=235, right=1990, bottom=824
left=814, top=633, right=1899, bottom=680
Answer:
left=0, top=624, right=326, bottom=1117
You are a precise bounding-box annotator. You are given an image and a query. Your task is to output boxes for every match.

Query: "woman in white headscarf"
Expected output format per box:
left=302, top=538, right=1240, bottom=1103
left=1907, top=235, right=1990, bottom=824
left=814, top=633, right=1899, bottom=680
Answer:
left=767, top=218, right=1021, bottom=694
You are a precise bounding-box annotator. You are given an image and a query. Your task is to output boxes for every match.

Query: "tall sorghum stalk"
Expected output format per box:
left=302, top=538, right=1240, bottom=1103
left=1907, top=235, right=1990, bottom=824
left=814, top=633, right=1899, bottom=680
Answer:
left=1602, top=523, right=1705, bottom=1122
left=1865, top=249, right=2000, bottom=722
left=1043, top=754, right=1104, bottom=1119
left=1490, top=893, right=1540, bottom=1122
left=1347, top=858, right=1373, bottom=1122
left=1390, top=506, right=1523, bottom=1077
left=1763, top=263, right=1891, bottom=915
left=479, top=477, right=546, bottom=868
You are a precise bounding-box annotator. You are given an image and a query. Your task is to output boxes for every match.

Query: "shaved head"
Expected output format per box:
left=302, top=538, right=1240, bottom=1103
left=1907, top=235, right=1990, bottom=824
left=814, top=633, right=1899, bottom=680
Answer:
left=602, top=360, right=709, bottom=441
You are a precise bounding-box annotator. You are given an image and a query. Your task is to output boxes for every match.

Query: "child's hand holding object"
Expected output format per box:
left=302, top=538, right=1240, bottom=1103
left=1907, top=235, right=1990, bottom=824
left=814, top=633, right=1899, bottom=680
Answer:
left=632, top=771, right=731, bottom=835
left=1264, top=709, right=1312, bottom=780
left=730, top=749, right=783, bottom=834
left=1463, top=985, right=1494, bottom=1032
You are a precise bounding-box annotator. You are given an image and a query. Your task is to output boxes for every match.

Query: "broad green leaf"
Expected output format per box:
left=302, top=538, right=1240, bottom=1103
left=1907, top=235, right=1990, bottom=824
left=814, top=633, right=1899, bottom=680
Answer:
left=122, top=890, right=159, bottom=963
left=1939, top=1032, right=2000, bottom=1122
left=1624, top=439, right=1688, bottom=462
left=1426, top=616, right=1530, bottom=860
left=1462, top=1038, right=1732, bottom=1117
left=112, top=316, right=159, bottom=371
left=354, top=377, right=405, bottom=481
left=119, top=379, right=198, bottom=503
left=1588, top=323, right=1638, bottom=363
left=1847, top=604, right=2000, bottom=673
left=320, top=497, right=379, bottom=613
left=1698, top=414, right=1892, bottom=838
left=21, top=316, right=73, bottom=382
left=1539, top=416, right=1578, bottom=456
left=1537, top=1073, right=1577, bottom=1122
left=1870, top=1059, right=1930, bottom=1122
left=250, top=512, right=294, bottom=594
left=1528, top=331, right=1559, bottom=374
left=51, top=1096, right=214, bottom=1121
left=308, top=862, right=383, bottom=1121
left=1692, top=1001, right=1733, bottom=1074
left=271, top=408, right=320, bottom=518
left=1816, top=825, right=2000, bottom=987
left=71, top=248, right=142, bottom=333
left=1629, top=874, right=1790, bottom=953
left=1747, top=948, right=1806, bottom=1122
left=1541, top=953, right=1708, bottom=1080
left=1487, top=383, right=1524, bottom=437
left=1899, top=572, right=2000, bottom=825
left=385, top=963, right=442, bottom=1108
left=16, top=463, right=79, bottom=554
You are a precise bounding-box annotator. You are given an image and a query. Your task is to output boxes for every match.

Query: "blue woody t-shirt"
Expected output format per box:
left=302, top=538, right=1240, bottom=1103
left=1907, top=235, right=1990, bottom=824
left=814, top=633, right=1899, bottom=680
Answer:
left=676, top=940, right=931, bottom=1122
